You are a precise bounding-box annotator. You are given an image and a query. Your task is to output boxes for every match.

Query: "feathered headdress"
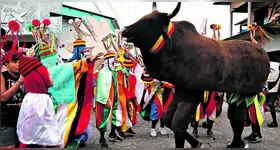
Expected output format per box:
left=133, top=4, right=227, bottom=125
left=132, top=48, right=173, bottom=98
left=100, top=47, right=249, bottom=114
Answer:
left=1, top=20, right=26, bottom=64
left=210, top=24, right=221, bottom=40
left=68, top=17, right=97, bottom=41
left=248, top=22, right=274, bottom=45
left=27, top=18, right=58, bottom=58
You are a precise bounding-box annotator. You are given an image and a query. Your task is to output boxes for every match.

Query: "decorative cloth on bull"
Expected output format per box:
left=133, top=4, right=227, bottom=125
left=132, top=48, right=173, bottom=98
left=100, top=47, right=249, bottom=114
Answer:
left=150, top=22, right=175, bottom=53
left=17, top=56, right=63, bottom=146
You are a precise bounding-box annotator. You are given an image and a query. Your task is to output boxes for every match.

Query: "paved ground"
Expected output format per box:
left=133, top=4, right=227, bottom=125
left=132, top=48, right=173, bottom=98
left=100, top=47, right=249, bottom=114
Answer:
left=85, top=102, right=280, bottom=148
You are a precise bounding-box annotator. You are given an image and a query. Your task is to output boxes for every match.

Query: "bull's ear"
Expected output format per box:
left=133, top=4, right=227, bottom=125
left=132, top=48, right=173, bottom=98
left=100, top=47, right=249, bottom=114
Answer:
left=167, top=2, right=181, bottom=19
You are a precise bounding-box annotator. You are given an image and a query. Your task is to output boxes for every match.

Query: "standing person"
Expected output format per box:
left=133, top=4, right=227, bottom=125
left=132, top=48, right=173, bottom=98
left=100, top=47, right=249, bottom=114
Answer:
left=16, top=56, right=62, bottom=148
left=1, top=51, right=25, bottom=148
left=140, top=72, right=173, bottom=137
left=191, top=91, right=224, bottom=138
left=266, top=61, right=280, bottom=127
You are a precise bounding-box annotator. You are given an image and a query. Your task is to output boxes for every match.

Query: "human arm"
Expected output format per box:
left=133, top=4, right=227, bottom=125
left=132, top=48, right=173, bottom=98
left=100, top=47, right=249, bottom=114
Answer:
left=87, top=52, right=104, bottom=64
left=36, top=66, right=53, bottom=88
left=1, top=73, right=24, bottom=102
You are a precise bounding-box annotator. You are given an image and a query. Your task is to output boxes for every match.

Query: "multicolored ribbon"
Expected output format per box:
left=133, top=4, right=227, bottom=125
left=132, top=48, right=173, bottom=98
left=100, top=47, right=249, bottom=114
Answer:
left=150, top=22, right=175, bottom=53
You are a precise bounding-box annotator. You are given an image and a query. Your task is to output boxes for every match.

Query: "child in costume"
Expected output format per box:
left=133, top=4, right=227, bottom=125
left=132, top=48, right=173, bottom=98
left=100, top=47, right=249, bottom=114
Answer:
left=140, top=70, right=173, bottom=137
left=244, top=61, right=280, bottom=143
left=17, top=55, right=62, bottom=148
left=191, top=91, right=224, bottom=138
left=116, top=51, right=139, bottom=138
left=1, top=50, right=25, bottom=148
left=95, top=51, right=123, bottom=148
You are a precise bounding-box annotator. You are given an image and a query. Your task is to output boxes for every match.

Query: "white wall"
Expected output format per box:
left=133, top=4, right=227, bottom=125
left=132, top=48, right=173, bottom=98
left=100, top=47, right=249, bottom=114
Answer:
left=56, top=18, right=74, bottom=58
left=60, top=2, right=249, bottom=40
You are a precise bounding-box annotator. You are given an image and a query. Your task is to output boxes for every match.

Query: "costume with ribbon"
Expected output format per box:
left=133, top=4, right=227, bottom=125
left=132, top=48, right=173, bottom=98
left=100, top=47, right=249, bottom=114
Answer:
left=25, top=18, right=95, bottom=148
left=140, top=73, right=174, bottom=121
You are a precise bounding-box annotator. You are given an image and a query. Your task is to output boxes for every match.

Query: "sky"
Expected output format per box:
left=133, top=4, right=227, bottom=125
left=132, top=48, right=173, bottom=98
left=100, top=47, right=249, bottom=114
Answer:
left=63, top=2, right=248, bottom=40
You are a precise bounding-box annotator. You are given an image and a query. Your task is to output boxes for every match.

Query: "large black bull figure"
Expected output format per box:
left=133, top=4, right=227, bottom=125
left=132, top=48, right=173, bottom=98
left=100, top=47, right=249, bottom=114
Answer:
left=122, top=2, right=270, bottom=148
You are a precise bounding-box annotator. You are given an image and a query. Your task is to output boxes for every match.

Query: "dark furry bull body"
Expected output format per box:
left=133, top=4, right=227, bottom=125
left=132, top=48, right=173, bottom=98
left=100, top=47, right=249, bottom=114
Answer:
left=122, top=2, right=270, bottom=148
left=145, top=21, right=270, bottom=94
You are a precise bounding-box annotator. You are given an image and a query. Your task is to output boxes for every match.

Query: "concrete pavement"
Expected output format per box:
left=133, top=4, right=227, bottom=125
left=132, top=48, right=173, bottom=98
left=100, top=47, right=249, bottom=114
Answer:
left=85, top=102, right=280, bottom=148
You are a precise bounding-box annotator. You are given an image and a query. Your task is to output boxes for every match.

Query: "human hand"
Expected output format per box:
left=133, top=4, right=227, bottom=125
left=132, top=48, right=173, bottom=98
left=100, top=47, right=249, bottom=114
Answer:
left=18, top=74, right=24, bottom=84
left=88, top=52, right=104, bottom=63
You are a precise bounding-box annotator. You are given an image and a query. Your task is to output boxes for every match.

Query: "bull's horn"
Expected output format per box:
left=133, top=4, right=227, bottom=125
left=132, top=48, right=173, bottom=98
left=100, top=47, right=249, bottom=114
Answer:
left=152, top=2, right=157, bottom=10
left=167, top=2, right=181, bottom=19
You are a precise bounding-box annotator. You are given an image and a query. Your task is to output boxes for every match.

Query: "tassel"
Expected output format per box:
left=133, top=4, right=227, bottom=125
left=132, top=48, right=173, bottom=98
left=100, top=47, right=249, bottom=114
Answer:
left=254, top=96, right=264, bottom=126
left=195, top=103, right=200, bottom=122
left=259, top=27, right=274, bottom=44
left=248, top=24, right=258, bottom=44
left=204, top=91, right=209, bottom=103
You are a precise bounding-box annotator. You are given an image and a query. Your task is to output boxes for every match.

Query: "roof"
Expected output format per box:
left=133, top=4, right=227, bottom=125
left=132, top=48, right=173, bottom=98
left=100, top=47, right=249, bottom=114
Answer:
left=234, top=18, right=247, bottom=26
left=224, top=19, right=280, bottom=40
left=50, top=5, right=120, bottom=29
left=62, top=4, right=115, bottom=20
left=213, top=2, right=231, bottom=5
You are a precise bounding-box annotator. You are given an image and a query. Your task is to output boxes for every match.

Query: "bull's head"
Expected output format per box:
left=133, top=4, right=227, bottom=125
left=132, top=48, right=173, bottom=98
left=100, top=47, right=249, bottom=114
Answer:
left=122, top=2, right=181, bottom=51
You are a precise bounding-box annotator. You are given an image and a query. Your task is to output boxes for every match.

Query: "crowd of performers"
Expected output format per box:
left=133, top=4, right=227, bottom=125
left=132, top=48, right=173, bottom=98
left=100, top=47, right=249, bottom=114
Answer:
left=1, top=18, right=280, bottom=149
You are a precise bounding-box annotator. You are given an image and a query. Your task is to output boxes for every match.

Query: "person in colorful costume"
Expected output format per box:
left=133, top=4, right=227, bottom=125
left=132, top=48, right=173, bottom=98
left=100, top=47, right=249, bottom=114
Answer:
left=244, top=61, right=280, bottom=143
left=95, top=51, right=124, bottom=148
left=239, top=23, right=277, bottom=145
left=191, top=91, right=224, bottom=138
left=118, top=55, right=139, bottom=138
left=140, top=71, right=174, bottom=137
left=17, top=55, right=62, bottom=148
left=26, top=18, right=102, bottom=148
left=226, top=90, right=265, bottom=148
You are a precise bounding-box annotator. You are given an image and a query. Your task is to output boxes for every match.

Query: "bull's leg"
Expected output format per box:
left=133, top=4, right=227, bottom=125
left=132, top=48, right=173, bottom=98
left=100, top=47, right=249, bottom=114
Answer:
left=163, top=89, right=203, bottom=148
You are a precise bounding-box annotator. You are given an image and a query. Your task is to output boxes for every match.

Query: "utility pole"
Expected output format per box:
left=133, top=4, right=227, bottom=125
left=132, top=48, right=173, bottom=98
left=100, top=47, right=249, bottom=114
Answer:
left=248, top=2, right=252, bottom=25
